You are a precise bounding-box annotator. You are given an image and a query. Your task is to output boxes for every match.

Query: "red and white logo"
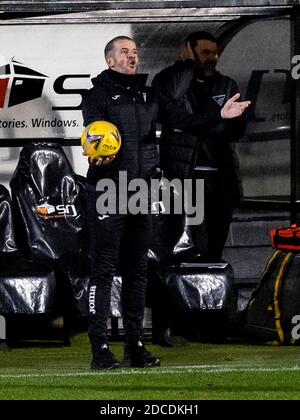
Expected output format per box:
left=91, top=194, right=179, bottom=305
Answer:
left=0, top=58, right=48, bottom=108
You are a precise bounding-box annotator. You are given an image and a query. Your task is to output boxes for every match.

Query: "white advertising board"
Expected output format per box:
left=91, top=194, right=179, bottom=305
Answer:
left=0, top=23, right=131, bottom=140
left=0, top=18, right=292, bottom=198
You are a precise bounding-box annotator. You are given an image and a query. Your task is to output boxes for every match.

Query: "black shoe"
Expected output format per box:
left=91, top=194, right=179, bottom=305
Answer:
left=123, top=341, right=160, bottom=368
left=91, top=343, right=120, bottom=370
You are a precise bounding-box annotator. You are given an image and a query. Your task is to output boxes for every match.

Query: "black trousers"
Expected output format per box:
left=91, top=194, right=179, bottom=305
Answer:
left=190, top=169, right=234, bottom=260
left=87, top=189, right=152, bottom=345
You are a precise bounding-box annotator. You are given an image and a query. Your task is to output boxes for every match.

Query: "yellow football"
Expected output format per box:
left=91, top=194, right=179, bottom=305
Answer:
left=81, top=120, right=122, bottom=158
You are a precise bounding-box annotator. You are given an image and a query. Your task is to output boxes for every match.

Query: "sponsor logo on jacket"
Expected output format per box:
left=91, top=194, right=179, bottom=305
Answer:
left=212, top=94, right=226, bottom=107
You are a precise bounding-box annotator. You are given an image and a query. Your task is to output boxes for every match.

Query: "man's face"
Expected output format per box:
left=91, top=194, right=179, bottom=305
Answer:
left=107, top=39, right=139, bottom=75
left=193, top=39, right=219, bottom=77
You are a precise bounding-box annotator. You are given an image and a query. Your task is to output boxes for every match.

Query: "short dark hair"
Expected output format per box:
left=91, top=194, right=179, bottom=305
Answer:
left=185, top=31, right=218, bottom=50
left=104, top=36, right=134, bottom=59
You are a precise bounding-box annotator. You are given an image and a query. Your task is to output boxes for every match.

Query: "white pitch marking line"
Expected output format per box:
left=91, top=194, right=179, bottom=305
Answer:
left=0, top=365, right=300, bottom=379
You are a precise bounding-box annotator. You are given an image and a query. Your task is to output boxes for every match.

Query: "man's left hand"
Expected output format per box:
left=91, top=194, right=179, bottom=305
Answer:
left=221, top=93, right=251, bottom=119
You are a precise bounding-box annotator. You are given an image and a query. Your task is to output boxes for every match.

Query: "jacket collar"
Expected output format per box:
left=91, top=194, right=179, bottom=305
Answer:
left=92, top=70, right=148, bottom=92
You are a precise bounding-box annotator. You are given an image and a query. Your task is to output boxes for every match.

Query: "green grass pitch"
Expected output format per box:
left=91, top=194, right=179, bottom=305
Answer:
left=1, top=333, right=300, bottom=400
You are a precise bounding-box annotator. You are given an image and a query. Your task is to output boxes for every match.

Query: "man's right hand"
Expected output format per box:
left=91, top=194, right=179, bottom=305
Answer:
left=178, top=40, right=195, bottom=61
left=82, top=152, right=116, bottom=166
left=221, top=93, right=251, bottom=119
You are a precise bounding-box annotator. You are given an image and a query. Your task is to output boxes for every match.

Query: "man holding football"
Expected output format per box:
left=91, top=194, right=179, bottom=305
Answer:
left=81, top=35, right=250, bottom=370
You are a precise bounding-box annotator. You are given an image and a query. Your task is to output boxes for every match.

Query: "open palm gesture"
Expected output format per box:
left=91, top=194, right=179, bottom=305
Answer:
left=221, top=93, right=251, bottom=119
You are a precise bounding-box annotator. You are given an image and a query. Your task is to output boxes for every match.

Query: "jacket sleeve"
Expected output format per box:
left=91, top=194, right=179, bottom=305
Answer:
left=81, top=89, right=107, bottom=127
left=156, top=89, right=223, bottom=136
left=152, top=61, right=222, bottom=136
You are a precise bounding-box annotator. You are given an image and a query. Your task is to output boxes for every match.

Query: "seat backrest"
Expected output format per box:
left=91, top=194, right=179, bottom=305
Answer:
left=10, top=142, right=89, bottom=266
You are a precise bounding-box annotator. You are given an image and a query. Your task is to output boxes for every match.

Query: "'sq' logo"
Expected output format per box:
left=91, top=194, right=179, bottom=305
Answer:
left=0, top=58, right=48, bottom=108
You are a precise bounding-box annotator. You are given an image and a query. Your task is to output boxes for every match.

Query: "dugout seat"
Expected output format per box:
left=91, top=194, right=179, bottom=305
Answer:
left=10, top=142, right=89, bottom=265
left=10, top=142, right=90, bottom=321
left=0, top=184, right=67, bottom=344
left=148, top=206, right=234, bottom=346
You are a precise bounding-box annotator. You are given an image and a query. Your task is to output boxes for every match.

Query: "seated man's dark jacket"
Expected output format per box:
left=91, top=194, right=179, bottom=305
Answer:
left=152, top=60, right=247, bottom=203
left=82, top=68, right=223, bottom=186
